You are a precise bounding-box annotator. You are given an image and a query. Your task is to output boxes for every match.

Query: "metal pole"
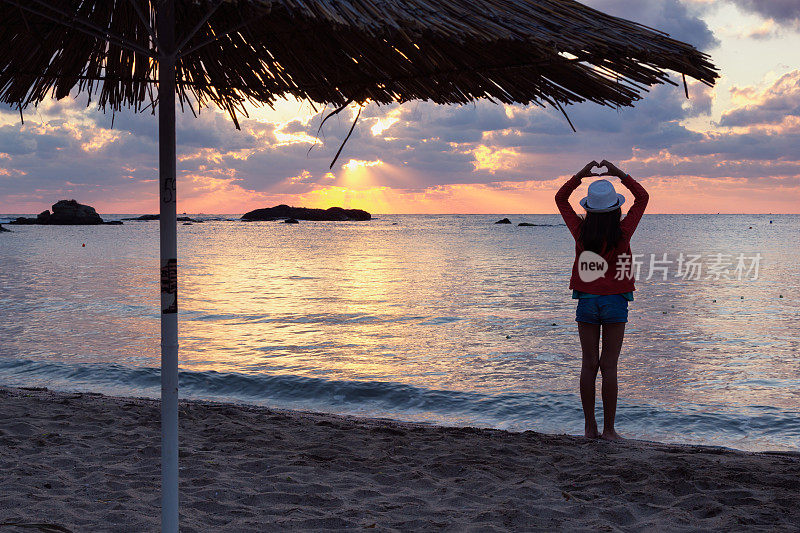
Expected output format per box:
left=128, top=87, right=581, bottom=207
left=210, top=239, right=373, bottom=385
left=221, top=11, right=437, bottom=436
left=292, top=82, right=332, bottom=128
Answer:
left=157, top=1, right=178, bottom=531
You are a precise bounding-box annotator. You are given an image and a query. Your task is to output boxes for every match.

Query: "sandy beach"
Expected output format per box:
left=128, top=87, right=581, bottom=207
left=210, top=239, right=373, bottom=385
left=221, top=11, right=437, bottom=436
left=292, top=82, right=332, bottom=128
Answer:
left=1, top=386, right=798, bottom=532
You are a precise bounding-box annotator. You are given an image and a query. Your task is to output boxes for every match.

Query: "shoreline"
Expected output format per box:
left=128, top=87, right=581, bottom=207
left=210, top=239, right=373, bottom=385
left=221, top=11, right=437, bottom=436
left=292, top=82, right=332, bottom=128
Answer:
left=2, top=386, right=798, bottom=532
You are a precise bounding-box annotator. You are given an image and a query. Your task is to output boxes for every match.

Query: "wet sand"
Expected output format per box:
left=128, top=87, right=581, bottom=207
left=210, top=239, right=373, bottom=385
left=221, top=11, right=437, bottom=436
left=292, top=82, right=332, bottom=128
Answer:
left=1, top=386, right=798, bottom=532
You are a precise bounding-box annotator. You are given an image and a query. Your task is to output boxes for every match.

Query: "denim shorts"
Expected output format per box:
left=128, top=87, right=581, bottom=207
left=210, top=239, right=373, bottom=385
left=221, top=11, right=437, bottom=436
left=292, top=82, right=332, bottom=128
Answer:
left=576, top=294, right=629, bottom=324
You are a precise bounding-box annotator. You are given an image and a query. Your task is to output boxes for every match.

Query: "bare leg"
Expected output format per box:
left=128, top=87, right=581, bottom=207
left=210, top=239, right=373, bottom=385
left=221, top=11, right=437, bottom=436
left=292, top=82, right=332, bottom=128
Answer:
left=578, top=322, right=601, bottom=438
left=599, top=322, right=626, bottom=441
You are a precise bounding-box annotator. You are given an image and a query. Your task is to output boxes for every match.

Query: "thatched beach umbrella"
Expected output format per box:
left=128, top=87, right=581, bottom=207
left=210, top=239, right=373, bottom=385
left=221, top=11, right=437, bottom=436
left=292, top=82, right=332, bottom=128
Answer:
left=1, top=0, right=717, bottom=530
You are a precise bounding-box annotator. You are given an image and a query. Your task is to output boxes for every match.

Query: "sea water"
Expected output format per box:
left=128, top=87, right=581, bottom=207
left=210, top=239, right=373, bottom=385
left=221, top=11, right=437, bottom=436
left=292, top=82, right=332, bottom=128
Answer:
left=0, top=214, right=797, bottom=452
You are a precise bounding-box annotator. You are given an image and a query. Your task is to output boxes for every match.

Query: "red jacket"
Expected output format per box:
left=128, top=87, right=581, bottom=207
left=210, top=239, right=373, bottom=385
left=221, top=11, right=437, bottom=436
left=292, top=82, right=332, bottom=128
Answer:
left=555, top=174, right=649, bottom=294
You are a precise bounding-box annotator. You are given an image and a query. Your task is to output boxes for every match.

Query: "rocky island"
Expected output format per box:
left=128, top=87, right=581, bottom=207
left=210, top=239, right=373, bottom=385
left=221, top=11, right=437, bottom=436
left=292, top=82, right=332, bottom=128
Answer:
left=241, top=205, right=371, bottom=222
left=9, top=200, right=121, bottom=225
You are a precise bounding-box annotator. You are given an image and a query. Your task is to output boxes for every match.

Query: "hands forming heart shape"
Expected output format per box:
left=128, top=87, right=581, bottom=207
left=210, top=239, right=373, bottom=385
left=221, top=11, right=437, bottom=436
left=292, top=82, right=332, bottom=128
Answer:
left=576, top=160, right=625, bottom=180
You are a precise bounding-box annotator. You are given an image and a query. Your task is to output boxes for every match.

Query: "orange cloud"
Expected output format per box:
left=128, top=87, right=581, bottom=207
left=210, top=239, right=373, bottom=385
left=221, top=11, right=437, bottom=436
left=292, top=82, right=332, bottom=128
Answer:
left=470, top=145, right=520, bottom=174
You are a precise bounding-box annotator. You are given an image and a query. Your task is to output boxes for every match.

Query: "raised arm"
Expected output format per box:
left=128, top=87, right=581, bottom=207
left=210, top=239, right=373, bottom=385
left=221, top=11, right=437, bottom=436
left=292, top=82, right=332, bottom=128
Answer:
left=601, top=160, right=649, bottom=236
left=556, top=161, right=597, bottom=238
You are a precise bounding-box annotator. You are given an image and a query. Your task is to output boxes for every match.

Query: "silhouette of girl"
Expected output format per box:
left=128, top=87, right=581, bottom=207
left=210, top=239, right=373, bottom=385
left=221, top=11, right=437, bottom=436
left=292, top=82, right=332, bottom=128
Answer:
left=555, top=160, right=649, bottom=440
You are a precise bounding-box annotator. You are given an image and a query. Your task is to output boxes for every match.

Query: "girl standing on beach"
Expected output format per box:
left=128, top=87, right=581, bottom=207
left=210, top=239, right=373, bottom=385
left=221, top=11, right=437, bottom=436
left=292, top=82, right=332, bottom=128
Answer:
left=555, top=160, right=649, bottom=441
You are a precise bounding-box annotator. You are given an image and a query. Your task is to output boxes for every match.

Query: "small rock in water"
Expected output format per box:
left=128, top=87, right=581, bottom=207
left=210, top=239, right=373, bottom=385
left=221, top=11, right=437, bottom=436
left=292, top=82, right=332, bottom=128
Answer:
left=505, top=335, right=511, bottom=339
left=741, top=296, right=744, bottom=299
left=284, top=218, right=299, bottom=224
left=779, top=294, right=783, bottom=298
left=712, top=299, right=716, bottom=303
left=495, top=218, right=511, bottom=224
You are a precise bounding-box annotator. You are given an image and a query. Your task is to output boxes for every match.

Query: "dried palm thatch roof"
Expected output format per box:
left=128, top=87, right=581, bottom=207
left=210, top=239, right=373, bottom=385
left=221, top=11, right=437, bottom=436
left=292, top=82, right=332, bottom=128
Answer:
left=0, top=0, right=717, bottom=125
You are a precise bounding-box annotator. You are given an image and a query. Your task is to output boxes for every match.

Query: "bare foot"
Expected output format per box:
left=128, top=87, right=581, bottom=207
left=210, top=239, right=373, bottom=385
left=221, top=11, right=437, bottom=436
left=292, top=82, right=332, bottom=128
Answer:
left=600, top=429, right=624, bottom=441
left=585, top=422, right=600, bottom=439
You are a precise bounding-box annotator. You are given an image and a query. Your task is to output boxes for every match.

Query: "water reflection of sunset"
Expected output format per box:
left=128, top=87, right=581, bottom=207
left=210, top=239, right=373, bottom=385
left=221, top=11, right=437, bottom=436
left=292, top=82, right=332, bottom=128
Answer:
left=166, top=216, right=800, bottom=410
left=1, top=214, right=798, bottom=449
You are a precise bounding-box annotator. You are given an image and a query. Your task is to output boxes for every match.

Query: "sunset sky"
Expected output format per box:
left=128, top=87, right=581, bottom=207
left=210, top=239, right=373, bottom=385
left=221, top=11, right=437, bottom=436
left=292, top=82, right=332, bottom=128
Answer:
left=1, top=0, right=798, bottom=214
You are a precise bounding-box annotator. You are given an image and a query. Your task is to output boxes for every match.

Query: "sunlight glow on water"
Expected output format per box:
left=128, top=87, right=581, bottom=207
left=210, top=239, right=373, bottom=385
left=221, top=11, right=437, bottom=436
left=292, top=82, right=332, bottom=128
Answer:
left=1, top=214, right=798, bottom=451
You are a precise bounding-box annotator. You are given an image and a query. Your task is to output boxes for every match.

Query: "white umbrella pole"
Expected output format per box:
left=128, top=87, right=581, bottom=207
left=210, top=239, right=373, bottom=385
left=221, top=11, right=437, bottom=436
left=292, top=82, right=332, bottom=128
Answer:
left=157, top=1, right=178, bottom=531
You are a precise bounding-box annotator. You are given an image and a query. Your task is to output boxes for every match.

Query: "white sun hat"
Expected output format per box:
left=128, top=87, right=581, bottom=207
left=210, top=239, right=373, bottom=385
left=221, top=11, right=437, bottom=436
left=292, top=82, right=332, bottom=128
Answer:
left=579, top=179, right=626, bottom=213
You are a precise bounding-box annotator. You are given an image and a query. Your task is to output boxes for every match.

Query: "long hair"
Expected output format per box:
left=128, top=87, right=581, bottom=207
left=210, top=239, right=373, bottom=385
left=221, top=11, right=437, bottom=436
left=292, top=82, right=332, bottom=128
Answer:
left=579, top=208, right=622, bottom=254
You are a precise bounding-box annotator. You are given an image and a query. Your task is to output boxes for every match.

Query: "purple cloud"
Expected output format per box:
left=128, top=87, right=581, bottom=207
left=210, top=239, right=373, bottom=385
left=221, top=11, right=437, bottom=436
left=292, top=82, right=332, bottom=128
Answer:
left=728, top=0, right=800, bottom=26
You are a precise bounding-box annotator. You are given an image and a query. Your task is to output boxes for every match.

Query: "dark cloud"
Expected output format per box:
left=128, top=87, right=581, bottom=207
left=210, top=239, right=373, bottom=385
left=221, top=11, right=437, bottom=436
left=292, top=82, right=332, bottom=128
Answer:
left=583, top=0, right=718, bottom=50
left=281, top=120, right=310, bottom=134
left=673, top=131, right=800, bottom=161
left=0, top=125, right=38, bottom=155
left=728, top=0, right=800, bottom=26
left=625, top=155, right=800, bottom=180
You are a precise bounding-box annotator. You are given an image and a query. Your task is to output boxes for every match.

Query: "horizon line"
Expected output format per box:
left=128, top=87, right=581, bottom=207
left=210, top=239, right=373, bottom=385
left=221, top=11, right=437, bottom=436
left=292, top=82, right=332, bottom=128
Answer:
left=3, top=212, right=799, bottom=216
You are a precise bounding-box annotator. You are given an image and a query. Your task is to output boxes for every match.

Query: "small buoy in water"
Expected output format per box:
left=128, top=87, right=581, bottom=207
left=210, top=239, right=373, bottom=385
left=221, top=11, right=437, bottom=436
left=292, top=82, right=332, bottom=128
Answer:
left=770, top=220, right=773, bottom=224
left=662, top=311, right=667, bottom=314
left=748, top=226, right=753, bottom=229
left=551, top=323, right=557, bottom=326
left=671, top=305, right=674, bottom=308
left=82, top=243, right=85, bottom=247
left=712, top=299, right=716, bottom=303
left=505, top=335, right=511, bottom=339
left=740, top=296, right=744, bottom=299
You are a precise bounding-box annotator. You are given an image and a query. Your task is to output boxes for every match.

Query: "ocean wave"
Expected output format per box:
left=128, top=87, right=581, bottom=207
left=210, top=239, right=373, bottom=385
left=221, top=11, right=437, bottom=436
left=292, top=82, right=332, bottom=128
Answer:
left=1, top=358, right=797, bottom=452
